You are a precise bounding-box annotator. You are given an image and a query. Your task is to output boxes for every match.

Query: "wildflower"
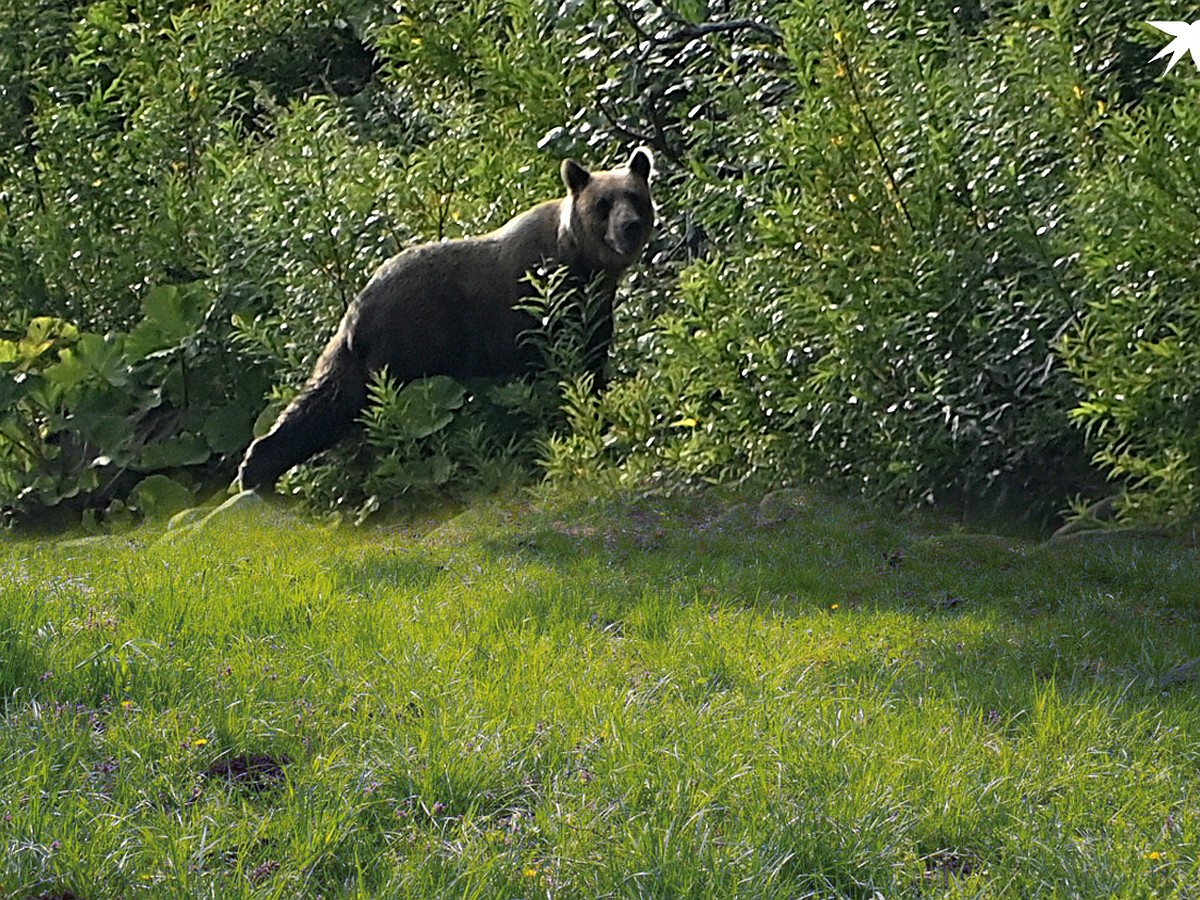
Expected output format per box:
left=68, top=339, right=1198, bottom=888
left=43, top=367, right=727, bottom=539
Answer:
left=193, top=738, right=208, bottom=747
left=1144, top=851, right=1164, bottom=860
left=524, top=866, right=539, bottom=878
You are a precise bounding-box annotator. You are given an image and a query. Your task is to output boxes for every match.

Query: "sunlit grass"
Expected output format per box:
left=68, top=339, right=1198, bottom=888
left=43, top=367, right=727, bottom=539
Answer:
left=2, top=486, right=1198, bottom=898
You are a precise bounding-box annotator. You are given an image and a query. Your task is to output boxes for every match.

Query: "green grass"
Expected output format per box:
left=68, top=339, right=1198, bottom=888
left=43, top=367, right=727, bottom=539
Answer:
left=2, top=486, right=1199, bottom=898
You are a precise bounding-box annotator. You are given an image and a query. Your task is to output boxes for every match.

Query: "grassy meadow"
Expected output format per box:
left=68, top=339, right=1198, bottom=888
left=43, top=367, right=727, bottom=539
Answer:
left=2, top=486, right=1199, bottom=898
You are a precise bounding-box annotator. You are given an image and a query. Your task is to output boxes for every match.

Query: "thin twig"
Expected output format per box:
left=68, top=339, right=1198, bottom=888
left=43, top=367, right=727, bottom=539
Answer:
left=657, top=19, right=783, bottom=44
left=612, top=0, right=651, bottom=43
left=834, top=40, right=914, bottom=231
left=595, top=104, right=677, bottom=163
left=1017, top=200, right=1085, bottom=334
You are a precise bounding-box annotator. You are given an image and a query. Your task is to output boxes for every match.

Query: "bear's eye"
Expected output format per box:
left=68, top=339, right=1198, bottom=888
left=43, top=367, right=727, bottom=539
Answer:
left=596, top=197, right=612, bottom=218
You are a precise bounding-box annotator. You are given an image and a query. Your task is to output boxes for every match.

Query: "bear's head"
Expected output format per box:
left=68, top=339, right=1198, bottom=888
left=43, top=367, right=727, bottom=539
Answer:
left=560, top=147, right=655, bottom=273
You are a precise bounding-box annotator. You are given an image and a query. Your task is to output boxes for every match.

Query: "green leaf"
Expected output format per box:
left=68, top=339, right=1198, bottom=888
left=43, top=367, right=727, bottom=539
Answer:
left=141, top=285, right=191, bottom=338
left=66, top=408, right=135, bottom=456
left=76, top=333, right=130, bottom=387
left=25, top=317, right=77, bottom=347
left=392, top=376, right=466, bottom=440
left=203, top=405, right=255, bottom=454
left=15, top=317, right=76, bottom=367
left=0, top=374, right=29, bottom=410
left=136, top=434, right=210, bottom=470
left=413, top=375, right=467, bottom=411
left=125, top=284, right=210, bottom=362
left=251, top=402, right=284, bottom=438
left=129, top=474, right=195, bottom=521
left=43, top=348, right=90, bottom=392
left=124, top=320, right=173, bottom=363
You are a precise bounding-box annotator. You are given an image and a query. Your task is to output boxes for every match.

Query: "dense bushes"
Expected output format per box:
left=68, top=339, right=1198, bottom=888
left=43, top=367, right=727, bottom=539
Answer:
left=1, top=0, right=1196, bottom=528
left=1059, top=94, right=1200, bottom=523
left=545, top=0, right=1200, bottom=527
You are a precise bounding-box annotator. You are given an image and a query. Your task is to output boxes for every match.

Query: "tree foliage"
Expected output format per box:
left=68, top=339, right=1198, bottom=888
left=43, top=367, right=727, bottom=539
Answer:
left=0, top=0, right=1195, bottom=527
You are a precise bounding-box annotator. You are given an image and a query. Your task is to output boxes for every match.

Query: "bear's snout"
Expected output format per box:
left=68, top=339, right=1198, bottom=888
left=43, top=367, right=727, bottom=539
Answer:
left=609, top=213, right=648, bottom=256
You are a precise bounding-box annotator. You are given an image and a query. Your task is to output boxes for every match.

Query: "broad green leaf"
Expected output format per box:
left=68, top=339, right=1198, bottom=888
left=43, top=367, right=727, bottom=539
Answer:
left=25, top=317, right=77, bottom=346
left=381, top=453, right=456, bottom=488
left=136, top=434, right=210, bottom=470
left=125, top=284, right=210, bottom=361
left=397, top=407, right=454, bottom=441
left=43, top=348, right=90, bottom=392
left=76, top=333, right=130, bottom=387
left=252, top=402, right=284, bottom=438
left=129, top=474, right=195, bottom=520
left=411, top=375, right=466, bottom=411
left=141, top=285, right=189, bottom=337
left=390, top=376, right=466, bottom=440
left=203, top=405, right=255, bottom=454
left=124, top=319, right=173, bottom=363
left=66, top=409, right=135, bottom=454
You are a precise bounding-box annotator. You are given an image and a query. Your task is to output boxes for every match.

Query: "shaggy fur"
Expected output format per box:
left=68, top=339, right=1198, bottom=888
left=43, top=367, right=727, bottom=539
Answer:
left=238, top=148, right=655, bottom=491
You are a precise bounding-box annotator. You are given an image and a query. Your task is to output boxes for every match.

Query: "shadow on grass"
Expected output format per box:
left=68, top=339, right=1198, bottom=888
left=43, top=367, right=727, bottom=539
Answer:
left=322, top=485, right=1200, bottom=724
left=464, top=485, right=1200, bottom=694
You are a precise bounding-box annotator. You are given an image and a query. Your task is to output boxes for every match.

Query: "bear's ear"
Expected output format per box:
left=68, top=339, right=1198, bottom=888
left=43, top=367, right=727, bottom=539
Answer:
left=561, top=159, right=591, bottom=194
left=627, top=146, right=654, bottom=182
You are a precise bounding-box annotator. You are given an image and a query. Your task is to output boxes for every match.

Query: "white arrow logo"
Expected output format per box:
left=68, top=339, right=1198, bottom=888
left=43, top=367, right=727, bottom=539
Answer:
left=1148, top=20, right=1200, bottom=72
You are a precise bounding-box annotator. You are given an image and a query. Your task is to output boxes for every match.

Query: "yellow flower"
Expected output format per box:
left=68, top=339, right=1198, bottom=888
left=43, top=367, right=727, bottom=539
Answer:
left=523, top=866, right=539, bottom=877
left=830, top=603, right=840, bottom=610
left=1144, top=851, right=1164, bottom=860
left=193, top=738, right=208, bottom=747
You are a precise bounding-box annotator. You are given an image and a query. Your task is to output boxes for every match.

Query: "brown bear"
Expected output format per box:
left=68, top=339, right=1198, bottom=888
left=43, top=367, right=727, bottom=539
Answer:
left=237, top=147, right=655, bottom=491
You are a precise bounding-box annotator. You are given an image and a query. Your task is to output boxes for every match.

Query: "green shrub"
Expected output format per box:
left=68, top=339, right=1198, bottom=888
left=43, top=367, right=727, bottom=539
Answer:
left=0, top=300, right=269, bottom=526
left=2, top=0, right=1196, bottom=527
left=1060, top=89, right=1200, bottom=524
left=0, top=0, right=388, bottom=522
left=541, top=0, right=1186, bottom=527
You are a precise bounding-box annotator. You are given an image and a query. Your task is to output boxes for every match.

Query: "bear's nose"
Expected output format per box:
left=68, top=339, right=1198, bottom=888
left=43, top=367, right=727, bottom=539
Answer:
left=621, top=219, right=644, bottom=241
